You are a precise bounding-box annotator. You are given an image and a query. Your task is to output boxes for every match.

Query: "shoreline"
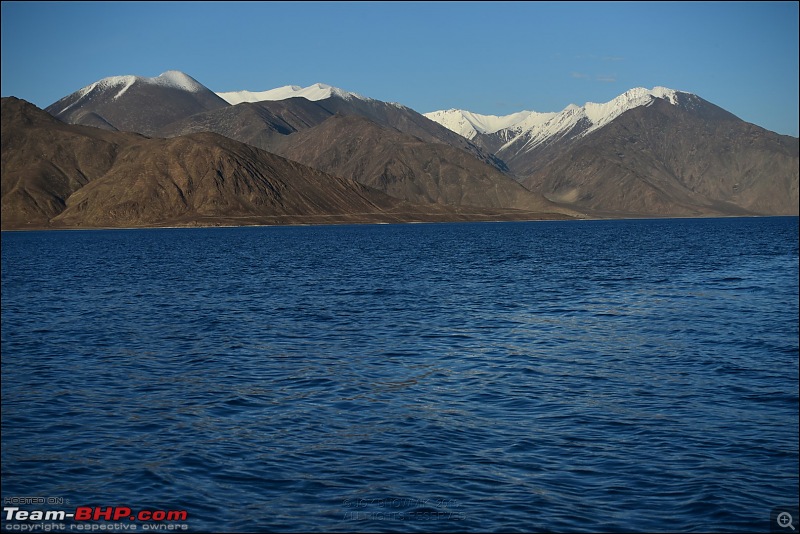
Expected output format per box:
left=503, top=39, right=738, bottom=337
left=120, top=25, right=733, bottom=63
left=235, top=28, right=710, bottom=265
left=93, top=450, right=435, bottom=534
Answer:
left=2, top=213, right=794, bottom=233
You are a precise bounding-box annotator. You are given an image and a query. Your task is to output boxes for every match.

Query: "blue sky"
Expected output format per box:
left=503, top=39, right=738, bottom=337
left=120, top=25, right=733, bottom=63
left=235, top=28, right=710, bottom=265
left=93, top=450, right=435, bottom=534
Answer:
left=2, top=1, right=798, bottom=136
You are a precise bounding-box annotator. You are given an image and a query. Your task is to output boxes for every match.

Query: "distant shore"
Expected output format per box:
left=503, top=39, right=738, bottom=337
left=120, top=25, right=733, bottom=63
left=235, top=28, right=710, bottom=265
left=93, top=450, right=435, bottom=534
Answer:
left=3, top=212, right=795, bottom=232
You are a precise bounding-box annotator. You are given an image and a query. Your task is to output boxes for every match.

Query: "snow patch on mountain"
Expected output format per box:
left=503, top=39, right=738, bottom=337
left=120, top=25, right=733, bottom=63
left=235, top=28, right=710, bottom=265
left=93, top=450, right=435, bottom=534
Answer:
left=217, top=83, right=371, bottom=105
left=151, top=71, right=207, bottom=93
left=422, top=109, right=539, bottom=138
left=583, top=87, right=678, bottom=130
left=76, top=71, right=204, bottom=99
left=425, top=87, right=685, bottom=153
left=57, top=71, right=206, bottom=115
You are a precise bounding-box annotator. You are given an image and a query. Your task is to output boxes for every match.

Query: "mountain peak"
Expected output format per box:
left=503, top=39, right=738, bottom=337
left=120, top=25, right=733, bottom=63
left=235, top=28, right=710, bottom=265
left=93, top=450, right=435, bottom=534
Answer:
left=151, top=70, right=206, bottom=93
left=216, top=82, right=371, bottom=105
left=582, top=86, right=683, bottom=129
left=606, top=86, right=680, bottom=104
left=52, top=70, right=206, bottom=116
left=45, top=70, right=227, bottom=137
left=78, top=71, right=204, bottom=99
left=422, top=108, right=539, bottom=139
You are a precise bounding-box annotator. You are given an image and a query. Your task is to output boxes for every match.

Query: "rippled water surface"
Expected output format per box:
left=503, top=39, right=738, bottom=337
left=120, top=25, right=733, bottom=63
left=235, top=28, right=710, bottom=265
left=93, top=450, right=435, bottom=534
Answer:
left=2, top=217, right=798, bottom=532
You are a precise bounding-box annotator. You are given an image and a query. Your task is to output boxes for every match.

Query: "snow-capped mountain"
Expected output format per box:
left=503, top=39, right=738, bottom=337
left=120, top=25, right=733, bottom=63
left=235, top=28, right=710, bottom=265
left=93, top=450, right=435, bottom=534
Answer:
left=425, top=87, right=686, bottom=153
left=422, top=86, right=740, bottom=182
left=417, top=109, right=538, bottom=139
left=46, top=70, right=228, bottom=136
left=216, top=83, right=371, bottom=105
left=421, top=85, right=798, bottom=217
left=35, top=71, right=798, bottom=219
left=54, top=71, right=207, bottom=115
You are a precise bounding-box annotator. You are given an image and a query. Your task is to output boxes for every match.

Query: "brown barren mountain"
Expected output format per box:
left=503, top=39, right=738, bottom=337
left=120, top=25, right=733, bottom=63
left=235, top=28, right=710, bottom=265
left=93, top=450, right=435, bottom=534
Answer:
left=157, top=92, right=509, bottom=173
left=2, top=98, right=575, bottom=230
left=520, top=99, right=799, bottom=217
left=272, top=114, right=579, bottom=218
left=49, top=132, right=406, bottom=228
left=41, top=71, right=799, bottom=219
left=1, top=97, right=144, bottom=228
left=47, top=73, right=509, bottom=175
left=154, top=98, right=332, bottom=154
left=1, top=98, right=397, bottom=229
left=304, top=95, right=510, bottom=172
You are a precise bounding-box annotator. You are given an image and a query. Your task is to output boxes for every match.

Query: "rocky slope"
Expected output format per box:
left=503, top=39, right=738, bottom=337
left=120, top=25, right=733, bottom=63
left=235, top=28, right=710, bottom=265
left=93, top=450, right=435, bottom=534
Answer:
left=2, top=96, right=143, bottom=228
left=427, top=89, right=799, bottom=216
left=272, top=114, right=576, bottom=216
left=520, top=98, right=799, bottom=216
left=3, top=98, right=574, bottom=230
left=35, top=72, right=800, bottom=219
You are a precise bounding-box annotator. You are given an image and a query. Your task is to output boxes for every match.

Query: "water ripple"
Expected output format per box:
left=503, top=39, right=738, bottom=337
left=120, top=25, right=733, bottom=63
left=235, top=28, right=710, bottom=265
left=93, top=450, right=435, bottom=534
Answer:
left=2, top=218, right=798, bottom=532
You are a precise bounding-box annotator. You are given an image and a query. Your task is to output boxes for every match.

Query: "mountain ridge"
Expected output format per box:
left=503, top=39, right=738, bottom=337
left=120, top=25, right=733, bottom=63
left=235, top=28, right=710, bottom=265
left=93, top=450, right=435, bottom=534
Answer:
left=27, top=70, right=800, bottom=221
left=521, top=98, right=798, bottom=216
left=216, top=82, right=376, bottom=106
left=423, top=87, right=741, bottom=161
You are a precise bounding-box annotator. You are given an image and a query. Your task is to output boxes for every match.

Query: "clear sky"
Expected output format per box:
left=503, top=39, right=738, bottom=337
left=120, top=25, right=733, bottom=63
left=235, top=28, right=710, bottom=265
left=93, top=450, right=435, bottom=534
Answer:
left=2, top=1, right=798, bottom=136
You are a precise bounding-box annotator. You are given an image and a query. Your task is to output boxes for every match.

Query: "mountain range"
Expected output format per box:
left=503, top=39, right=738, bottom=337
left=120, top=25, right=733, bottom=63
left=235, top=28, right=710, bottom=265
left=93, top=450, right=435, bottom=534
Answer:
left=2, top=70, right=797, bottom=230
left=425, top=88, right=799, bottom=216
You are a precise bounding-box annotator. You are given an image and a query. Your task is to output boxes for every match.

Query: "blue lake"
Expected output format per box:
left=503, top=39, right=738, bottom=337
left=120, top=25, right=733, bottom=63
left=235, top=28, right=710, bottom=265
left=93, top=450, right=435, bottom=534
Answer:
left=1, top=217, right=798, bottom=532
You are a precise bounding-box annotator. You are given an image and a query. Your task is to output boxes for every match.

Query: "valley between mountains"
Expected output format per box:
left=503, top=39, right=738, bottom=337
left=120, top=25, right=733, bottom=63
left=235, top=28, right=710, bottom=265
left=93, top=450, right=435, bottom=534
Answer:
left=2, top=71, right=797, bottom=230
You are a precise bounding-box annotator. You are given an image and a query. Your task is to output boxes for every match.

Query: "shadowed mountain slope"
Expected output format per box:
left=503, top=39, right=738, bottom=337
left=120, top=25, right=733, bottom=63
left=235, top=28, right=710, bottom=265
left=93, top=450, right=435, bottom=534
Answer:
left=310, top=96, right=509, bottom=172
left=3, top=98, right=575, bottom=230
left=1, top=98, right=395, bottom=229
left=158, top=93, right=508, bottom=173
left=520, top=99, right=799, bottom=216
left=1, top=97, right=145, bottom=228
left=45, top=71, right=229, bottom=137
left=272, top=114, right=578, bottom=217
left=49, top=131, right=406, bottom=228
left=155, top=97, right=332, bottom=153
